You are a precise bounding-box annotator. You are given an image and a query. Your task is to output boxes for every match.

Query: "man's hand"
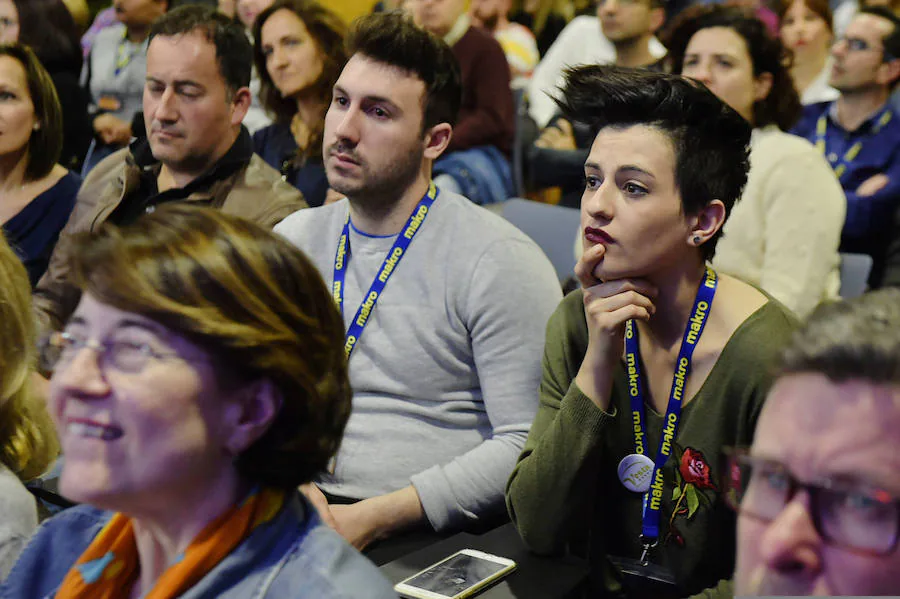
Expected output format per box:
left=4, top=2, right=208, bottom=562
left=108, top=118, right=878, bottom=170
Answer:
left=534, top=118, right=577, bottom=151
left=93, top=114, right=132, bottom=146
left=856, top=174, right=890, bottom=197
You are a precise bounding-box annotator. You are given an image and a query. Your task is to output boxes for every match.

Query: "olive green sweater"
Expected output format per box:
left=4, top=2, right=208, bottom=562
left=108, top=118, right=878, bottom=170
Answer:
left=506, top=291, right=798, bottom=598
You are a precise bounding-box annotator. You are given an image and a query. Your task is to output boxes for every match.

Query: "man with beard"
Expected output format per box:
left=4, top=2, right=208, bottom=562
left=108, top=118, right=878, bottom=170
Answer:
left=733, top=289, right=900, bottom=596
left=469, top=0, right=539, bottom=89
left=275, top=12, right=561, bottom=553
left=792, top=7, right=900, bottom=287
left=33, top=5, right=305, bottom=334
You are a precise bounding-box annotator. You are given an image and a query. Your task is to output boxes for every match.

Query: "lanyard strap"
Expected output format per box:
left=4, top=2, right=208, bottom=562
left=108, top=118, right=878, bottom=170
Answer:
left=114, top=30, right=141, bottom=78
left=333, top=182, right=438, bottom=358
left=624, top=267, right=717, bottom=549
left=815, top=110, right=892, bottom=180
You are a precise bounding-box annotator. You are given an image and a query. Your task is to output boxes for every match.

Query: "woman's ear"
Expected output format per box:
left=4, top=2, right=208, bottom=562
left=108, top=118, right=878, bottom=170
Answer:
left=687, top=199, right=726, bottom=247
left=223, top=378, right=282, bottom=457
left=753, top=71, right=774, bottom=103
left=423, top=122, right=453, bottom=161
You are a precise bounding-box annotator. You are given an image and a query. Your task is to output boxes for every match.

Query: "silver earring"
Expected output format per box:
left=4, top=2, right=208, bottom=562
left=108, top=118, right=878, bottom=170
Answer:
left=693, top=236, right=701, bottom=245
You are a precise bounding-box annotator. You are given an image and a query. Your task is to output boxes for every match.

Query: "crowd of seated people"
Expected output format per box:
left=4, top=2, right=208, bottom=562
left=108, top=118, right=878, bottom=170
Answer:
left=1, top=0, right=900, bottom=597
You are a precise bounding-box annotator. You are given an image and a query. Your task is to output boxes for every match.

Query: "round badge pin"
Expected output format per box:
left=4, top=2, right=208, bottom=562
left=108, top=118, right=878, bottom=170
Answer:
left=617, top=453, right=655, bottom=493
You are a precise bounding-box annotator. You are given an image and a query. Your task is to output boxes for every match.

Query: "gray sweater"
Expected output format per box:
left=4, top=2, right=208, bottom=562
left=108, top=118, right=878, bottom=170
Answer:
left=275, top=191, right=562, bottom=532
left=0, top=465, right=37, bottom=581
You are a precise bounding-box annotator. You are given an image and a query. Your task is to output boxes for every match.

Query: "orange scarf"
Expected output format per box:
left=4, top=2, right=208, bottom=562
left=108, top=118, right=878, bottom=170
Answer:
left=55, top=487, right=285, bottom=599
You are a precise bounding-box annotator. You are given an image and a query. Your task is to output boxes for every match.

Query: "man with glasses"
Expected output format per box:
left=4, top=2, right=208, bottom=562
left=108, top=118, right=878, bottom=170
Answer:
left=792, top=7, right=900, bottom=287
left=731, top=288, right=900, bottom=595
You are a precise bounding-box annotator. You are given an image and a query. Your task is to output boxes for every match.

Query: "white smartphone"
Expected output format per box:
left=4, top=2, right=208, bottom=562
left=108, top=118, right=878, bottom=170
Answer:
left=393, top=548, right=517, bottom=599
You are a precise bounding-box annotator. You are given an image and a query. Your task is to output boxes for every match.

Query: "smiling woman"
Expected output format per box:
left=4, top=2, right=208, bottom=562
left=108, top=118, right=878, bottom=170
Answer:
left=1, top=205, right=397, bottom=598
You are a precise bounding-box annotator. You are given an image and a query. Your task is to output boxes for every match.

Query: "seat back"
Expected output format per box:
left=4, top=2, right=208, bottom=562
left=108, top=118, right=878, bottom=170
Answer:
left=502, top=198, right=580, bottom=281
left=839, top=252, right=873, bottom=299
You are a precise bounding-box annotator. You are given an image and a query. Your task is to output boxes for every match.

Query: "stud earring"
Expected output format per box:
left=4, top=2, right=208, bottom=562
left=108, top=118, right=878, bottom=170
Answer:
left=693, top=236, right=701, bottom=245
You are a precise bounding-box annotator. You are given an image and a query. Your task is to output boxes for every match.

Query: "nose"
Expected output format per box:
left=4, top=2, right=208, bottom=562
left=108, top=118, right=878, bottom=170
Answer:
left=152, top=87, right=178, bottom=123
left=582, top=178, right=615, bottom=222
left=332, top=105, right=361, bottom=146
left=831, top=38, right=847, bottom=58
left=599, top=0, right=619, bottom=14
left=757, top=493, right=823, bottom=580
left=689, top=59, right=713, bottom=85
left=52, top=345, right=112, bottom=400
left=271, top=45, right=289, bottom=70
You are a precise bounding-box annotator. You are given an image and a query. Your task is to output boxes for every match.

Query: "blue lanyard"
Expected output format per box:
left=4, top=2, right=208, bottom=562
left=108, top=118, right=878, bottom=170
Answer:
left=114, top=30, right=141, bottom=78
left=815, top=109, right=892, bottom=181
left=624, top=267, right=717, bottom=561
left=333, top=182, right=438, bottom=358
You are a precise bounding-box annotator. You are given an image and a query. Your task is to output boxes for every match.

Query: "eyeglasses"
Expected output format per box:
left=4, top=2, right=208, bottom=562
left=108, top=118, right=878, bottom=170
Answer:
left=835, top=36, right=895, bottom=60
left=39, top=331, right=202, bottom=374
left=724, top=449, right=900, bottom=556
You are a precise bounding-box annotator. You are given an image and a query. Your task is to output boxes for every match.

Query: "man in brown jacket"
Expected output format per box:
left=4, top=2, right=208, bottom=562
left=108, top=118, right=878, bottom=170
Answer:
left=34, top=5, right=306, bottom=333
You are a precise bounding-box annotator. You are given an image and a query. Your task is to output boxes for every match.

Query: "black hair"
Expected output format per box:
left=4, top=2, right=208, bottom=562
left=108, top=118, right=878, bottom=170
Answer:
left=556, top=65, right=751, bottom=260
left=860, top=6, right=900, bottom=60
left=150, top=5, right=252, bottom=94
left=346, top=11, right=461, bottom=130
left=664, top=4, right=803, bottom=131
left=780, top=289, right=900, bottom=384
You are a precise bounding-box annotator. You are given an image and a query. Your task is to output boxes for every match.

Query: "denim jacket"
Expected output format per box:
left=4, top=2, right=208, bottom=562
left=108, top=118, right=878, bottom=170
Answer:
left=0, top=493, right=398, bottom=599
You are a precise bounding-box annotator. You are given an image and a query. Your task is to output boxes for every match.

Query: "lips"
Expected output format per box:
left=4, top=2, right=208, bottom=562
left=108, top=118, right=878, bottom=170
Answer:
left=330, top=150, right=360, bottom=167
left=585, top=226, right=614, bottom=244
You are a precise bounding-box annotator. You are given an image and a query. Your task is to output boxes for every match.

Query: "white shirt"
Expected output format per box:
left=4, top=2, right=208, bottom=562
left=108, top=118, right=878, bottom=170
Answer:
left=527, top=16, right=667, bottom=127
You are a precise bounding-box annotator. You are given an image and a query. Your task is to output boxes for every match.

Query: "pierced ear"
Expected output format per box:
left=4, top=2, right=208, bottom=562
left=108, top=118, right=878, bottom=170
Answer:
left=688, top=199, right=726, bottom=248
left=753, top=72, right=773, bottom=103
left=223, top=378, right=282, bottom=457
left=423, top=123, right=453, bottom=161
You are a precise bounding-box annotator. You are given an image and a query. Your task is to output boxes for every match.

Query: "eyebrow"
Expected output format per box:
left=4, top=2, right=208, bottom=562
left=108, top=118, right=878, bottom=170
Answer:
left=583, top=162, right=655, bottom=178
left=145, top=76, right=205, bottom=90
left=333, top=85, right=400, bottom=110
left=66, top=316, right=166, bottom=336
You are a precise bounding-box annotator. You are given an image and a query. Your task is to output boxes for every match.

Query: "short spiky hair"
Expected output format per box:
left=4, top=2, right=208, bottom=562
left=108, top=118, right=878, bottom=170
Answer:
left=780, top=289, right=900, bottom=384
left=346, top=11, right=461, bottom=130
left=556, top=65, right=751, bottom=260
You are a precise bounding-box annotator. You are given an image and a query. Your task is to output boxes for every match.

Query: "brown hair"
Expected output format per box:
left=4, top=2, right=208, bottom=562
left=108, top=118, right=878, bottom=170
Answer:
left=664, top=4, right=803, bottom=131
left=775, top=0, right=834, bottom=33
left=68, top=204, right=351, bottom=489
left=253, top=0, right=347, bottom=128
left=0, top=44, right=63, bottom=181
left=780, top=288, right=900, bottom=384
left=0, top=234, right=59, bottom=481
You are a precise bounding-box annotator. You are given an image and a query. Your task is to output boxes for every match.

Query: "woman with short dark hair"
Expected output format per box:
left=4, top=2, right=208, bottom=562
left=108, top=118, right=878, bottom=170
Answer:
left=666, top=4, right=846, bottom=318
left=506, top=65, right=798, bottom=598
left=0, top=44, right=80, bottom=286
left=2, top=205, right=396, bottom=598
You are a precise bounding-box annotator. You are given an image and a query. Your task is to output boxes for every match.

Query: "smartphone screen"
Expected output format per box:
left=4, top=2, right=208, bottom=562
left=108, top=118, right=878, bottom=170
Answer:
left=404, top=552, right=509, bottom=597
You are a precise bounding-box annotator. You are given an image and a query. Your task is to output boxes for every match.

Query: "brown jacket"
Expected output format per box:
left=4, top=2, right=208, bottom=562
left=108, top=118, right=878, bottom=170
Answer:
left=34, top=146, right=307, bottom=333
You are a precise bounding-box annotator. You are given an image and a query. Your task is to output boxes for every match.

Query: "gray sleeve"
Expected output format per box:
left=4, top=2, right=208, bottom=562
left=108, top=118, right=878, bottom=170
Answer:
left=410, top=237, right=563, bottom=531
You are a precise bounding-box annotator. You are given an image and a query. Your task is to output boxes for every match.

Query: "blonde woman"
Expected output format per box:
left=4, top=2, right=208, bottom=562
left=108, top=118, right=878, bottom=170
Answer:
left=0, top=234, right=59, bottom=580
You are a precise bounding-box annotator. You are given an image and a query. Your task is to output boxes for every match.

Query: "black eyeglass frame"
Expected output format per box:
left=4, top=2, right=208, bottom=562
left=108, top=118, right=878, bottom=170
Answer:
left=722, top=447, right=900, bottom=557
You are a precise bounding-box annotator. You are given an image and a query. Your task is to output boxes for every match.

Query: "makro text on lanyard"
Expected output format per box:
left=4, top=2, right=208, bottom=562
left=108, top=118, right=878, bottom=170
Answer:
left=624, top=267, right=717, bottom=566
left=815, top=110, right=892, bottom=180
left=332, top=182, right=438, bottom=358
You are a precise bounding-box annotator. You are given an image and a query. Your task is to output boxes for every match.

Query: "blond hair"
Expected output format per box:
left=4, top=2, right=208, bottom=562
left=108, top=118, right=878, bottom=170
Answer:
left=0, top=235, right=59, bottom=481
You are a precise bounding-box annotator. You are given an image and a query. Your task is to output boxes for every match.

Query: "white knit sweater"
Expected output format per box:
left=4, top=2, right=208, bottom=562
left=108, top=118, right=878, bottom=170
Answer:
left=713, top=126, right=845, bottom=318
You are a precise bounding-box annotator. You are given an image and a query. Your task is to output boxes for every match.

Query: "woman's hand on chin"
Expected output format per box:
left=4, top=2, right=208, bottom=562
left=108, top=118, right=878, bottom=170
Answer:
left=574, top=244, right=657, bottom=411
